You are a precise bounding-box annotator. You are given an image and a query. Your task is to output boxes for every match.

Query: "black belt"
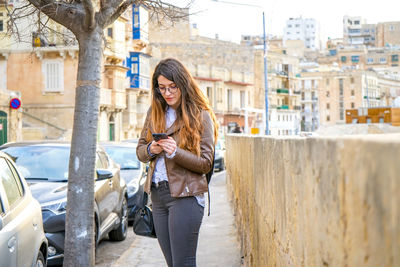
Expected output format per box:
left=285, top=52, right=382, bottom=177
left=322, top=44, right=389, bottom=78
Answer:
left=151, top=180, right=169, bottom=188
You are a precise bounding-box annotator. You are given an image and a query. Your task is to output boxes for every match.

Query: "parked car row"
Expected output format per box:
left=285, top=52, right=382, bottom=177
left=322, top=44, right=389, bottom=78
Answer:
left=0, top=140, right=146, bottom=266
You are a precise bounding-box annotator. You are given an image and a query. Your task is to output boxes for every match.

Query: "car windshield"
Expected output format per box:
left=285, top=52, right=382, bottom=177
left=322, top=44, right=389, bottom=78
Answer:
left=103, top=146, right=140, bottom=170
left=2, top=146, right=70, bottom=181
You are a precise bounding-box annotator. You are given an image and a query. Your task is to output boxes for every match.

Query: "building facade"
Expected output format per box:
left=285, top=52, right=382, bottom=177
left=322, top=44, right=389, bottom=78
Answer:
left=149, top=12, right=257, bottom=136
left=0, top=4, right=151, bottom=141
left=299, top=68, right=400, bottom=126
left=283, top=17, right=321, bottom=50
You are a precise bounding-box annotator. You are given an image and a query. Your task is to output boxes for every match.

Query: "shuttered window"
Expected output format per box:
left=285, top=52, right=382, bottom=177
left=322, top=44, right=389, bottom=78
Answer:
left=43, top=59, right=64, bottom=92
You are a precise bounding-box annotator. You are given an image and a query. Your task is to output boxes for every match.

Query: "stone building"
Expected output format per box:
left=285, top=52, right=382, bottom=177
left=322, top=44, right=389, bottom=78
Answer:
left=375, top=21, right=400, bottom=47
left=148, top=12, right=257, bottom=135
left=283, top=17, right=321, bottom=50
left=252, top=46, right=301, bottom=136
left=0, top=4, right=150, bottom=141
left=299, top=68, right=400, bottom=126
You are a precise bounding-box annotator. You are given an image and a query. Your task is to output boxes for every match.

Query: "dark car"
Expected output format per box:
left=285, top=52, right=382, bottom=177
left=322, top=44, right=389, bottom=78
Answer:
left=0, top=141, right=128, bottom=266
left=214, top=139, right=226, bottom=171
left=100, top=142, right=146, bottom=221
left=0, top=151, right=48, bottom=267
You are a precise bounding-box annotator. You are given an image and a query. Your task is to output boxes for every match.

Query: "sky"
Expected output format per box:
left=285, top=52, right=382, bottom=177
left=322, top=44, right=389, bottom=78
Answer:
left=168, top=0, right=400, bottom=44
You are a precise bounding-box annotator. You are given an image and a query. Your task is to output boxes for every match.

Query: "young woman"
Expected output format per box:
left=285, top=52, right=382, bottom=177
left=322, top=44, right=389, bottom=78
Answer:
left=136, top=58, right=218, bottom=267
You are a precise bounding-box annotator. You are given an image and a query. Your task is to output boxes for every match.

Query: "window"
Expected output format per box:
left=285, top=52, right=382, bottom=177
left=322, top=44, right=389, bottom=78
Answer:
left=0, top=20, right=3, bottom=32
left=351, top=102, right=355, bottom=108
left=42, top=59, right=64, bottom=92
left=326, top=115, right=330, bottom=121
left=341, top=56, right=347, bottom=62
left=207, top=87, right=212, bottom=102
left=240, top=91, right=245, bottom=109
left=367, top=58, right=374, bottom=64
left=392, top=55, right=399, bottom=62
left=350, top=77, right=354, bottom=84
left=351, top=55, right=360, bottom=63
left=326, top=91, right=330, bottom=97
left=326, top=78, right=330, bottom=85
left=227, top=89, right=232, bottom=110
left=327, top=103, right=330, bottom=109
left=0, top=158, right=23, bottom=208
left=339, top=79, right=343, bottom=96
left=380, top=57, right=387, bottom=63
left=107, top=28, right=113, bottom=38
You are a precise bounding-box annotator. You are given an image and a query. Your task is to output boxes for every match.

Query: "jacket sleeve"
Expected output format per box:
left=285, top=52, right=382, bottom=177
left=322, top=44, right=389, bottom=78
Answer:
left=136, top=108, right=154, bottom=163
left=172, top=110, right=215, bottom=174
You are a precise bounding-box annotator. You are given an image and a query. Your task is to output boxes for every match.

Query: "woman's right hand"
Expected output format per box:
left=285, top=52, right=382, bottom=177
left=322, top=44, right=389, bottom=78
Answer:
left=149, top=141, right=163, bottom=155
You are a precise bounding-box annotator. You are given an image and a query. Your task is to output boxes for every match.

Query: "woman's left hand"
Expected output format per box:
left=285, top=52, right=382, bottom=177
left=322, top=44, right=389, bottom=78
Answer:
left=157, top=137, right=177, bottom=156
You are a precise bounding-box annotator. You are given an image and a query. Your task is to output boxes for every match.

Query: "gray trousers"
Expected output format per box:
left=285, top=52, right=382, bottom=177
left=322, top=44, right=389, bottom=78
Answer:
left=151, top=182, right=204, bottom=267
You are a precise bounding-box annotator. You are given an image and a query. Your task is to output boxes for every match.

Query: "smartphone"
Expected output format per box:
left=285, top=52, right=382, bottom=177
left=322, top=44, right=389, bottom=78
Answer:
left=152, top=133, right=169, bottom=141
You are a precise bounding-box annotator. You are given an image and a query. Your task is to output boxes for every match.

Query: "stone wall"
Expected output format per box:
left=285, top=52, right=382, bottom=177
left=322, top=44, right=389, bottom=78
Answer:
left=225, top=134, right=400, bottom=267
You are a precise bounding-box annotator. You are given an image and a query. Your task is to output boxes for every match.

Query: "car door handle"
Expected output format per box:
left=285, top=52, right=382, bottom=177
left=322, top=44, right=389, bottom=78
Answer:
left=8, top=236, right=16, bottom=253
left=33, top=218, right=38, bottom=230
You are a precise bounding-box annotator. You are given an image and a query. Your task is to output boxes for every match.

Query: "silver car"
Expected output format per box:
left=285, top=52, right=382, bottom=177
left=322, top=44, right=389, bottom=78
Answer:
left=0, top=151, right=48, bottom=267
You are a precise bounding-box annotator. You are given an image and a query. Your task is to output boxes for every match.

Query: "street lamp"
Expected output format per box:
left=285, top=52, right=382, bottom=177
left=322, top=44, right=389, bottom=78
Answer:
left=211, top=0, right=269, bottom=135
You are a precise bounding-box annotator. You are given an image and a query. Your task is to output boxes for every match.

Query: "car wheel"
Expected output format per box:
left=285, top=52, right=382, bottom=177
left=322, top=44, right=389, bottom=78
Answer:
left=109, top=197, right=128, bottom=241
left=35, top=250, right=45, bottom=267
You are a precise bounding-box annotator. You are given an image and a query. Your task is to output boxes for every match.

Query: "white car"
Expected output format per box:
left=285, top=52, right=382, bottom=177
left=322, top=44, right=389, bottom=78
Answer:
left=0, top=151, right=48, bottom=267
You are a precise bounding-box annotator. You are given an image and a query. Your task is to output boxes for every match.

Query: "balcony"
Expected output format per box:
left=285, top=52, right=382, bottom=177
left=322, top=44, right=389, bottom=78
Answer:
left=100, top=88, right=112, bottom=107
left=293, top=90, right=301, bottom=95
left=112, top=89, right=127, bottom=110
left=277, top=89, right=289, bottom=94
left=294, top=105, right=302, bottom=110
left=277, top=105, right=289, bottom=110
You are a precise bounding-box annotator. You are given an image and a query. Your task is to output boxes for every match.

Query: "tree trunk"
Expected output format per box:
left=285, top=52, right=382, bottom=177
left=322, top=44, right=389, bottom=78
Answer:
left=63, top=27, right=103, bottom=267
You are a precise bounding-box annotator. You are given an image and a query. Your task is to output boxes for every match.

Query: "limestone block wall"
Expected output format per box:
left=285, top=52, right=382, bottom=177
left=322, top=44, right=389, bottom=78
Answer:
left=225, top=134, right=400, bottom=267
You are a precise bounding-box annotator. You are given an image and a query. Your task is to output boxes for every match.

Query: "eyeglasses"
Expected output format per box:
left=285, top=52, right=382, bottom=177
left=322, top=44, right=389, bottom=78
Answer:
left=157, top=85, right=178, bottom=95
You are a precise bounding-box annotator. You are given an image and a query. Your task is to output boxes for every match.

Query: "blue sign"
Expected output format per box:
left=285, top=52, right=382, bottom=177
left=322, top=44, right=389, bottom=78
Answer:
left=10, top=98, right=21, bottom=109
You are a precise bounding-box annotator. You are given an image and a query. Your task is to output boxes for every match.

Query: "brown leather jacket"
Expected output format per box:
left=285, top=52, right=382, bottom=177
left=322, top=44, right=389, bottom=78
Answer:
left=136, top=108, right=215, bottom=197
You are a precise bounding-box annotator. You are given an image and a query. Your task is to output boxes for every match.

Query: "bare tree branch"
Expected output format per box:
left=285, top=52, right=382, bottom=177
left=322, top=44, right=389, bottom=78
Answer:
left=81, top=0, right=95, bottom=31
left=26, top=0, right=85, bottom=34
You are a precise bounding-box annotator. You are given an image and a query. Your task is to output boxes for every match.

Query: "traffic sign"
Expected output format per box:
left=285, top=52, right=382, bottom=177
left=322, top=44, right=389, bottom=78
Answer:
left=10, top=98, right=21, bottom=109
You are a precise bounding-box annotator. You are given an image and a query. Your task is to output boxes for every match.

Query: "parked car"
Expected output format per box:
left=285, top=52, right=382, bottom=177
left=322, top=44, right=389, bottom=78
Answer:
left=214, top=139, right=226, bottom=171
left=100, top=142, right=146, bottom=221
left=121, top=139, right=138, bottom=144
left=0, top=141, right=128, bottom=266
left=0, top=151, right=48, bottom=267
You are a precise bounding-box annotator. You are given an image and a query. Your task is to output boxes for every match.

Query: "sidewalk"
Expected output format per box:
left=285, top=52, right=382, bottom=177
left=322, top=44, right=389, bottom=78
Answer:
left=111, top=170, right=242, bottom=267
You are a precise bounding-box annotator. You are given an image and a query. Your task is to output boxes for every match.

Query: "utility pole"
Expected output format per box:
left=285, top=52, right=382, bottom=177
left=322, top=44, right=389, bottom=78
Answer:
left=211, top=0, right=269, bottom=135
left=263, top=12, right=269, bottom=135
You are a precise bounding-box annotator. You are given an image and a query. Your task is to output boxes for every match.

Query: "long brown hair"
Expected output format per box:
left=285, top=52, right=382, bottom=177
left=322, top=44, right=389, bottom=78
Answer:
left=147, top=58, right=218, bottom=156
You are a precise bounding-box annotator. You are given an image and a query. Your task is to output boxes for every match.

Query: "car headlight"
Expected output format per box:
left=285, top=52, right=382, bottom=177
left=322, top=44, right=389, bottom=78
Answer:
left=42, top=198, right=67, bottom=215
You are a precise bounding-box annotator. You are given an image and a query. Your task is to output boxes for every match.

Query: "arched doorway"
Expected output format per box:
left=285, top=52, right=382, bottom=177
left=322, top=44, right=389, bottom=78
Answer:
left=109, top=114, right=115, bottom=141
left=0, top=111, right=7, bottom=145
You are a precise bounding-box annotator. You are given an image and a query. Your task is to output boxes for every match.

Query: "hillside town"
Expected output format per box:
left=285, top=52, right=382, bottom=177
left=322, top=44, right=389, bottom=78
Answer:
left=0, top=3, right=399, bottom=143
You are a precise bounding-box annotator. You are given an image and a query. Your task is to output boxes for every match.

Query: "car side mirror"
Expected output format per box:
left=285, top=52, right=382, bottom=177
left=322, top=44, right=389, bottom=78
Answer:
left=96, top=169, right=113, bottom=180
